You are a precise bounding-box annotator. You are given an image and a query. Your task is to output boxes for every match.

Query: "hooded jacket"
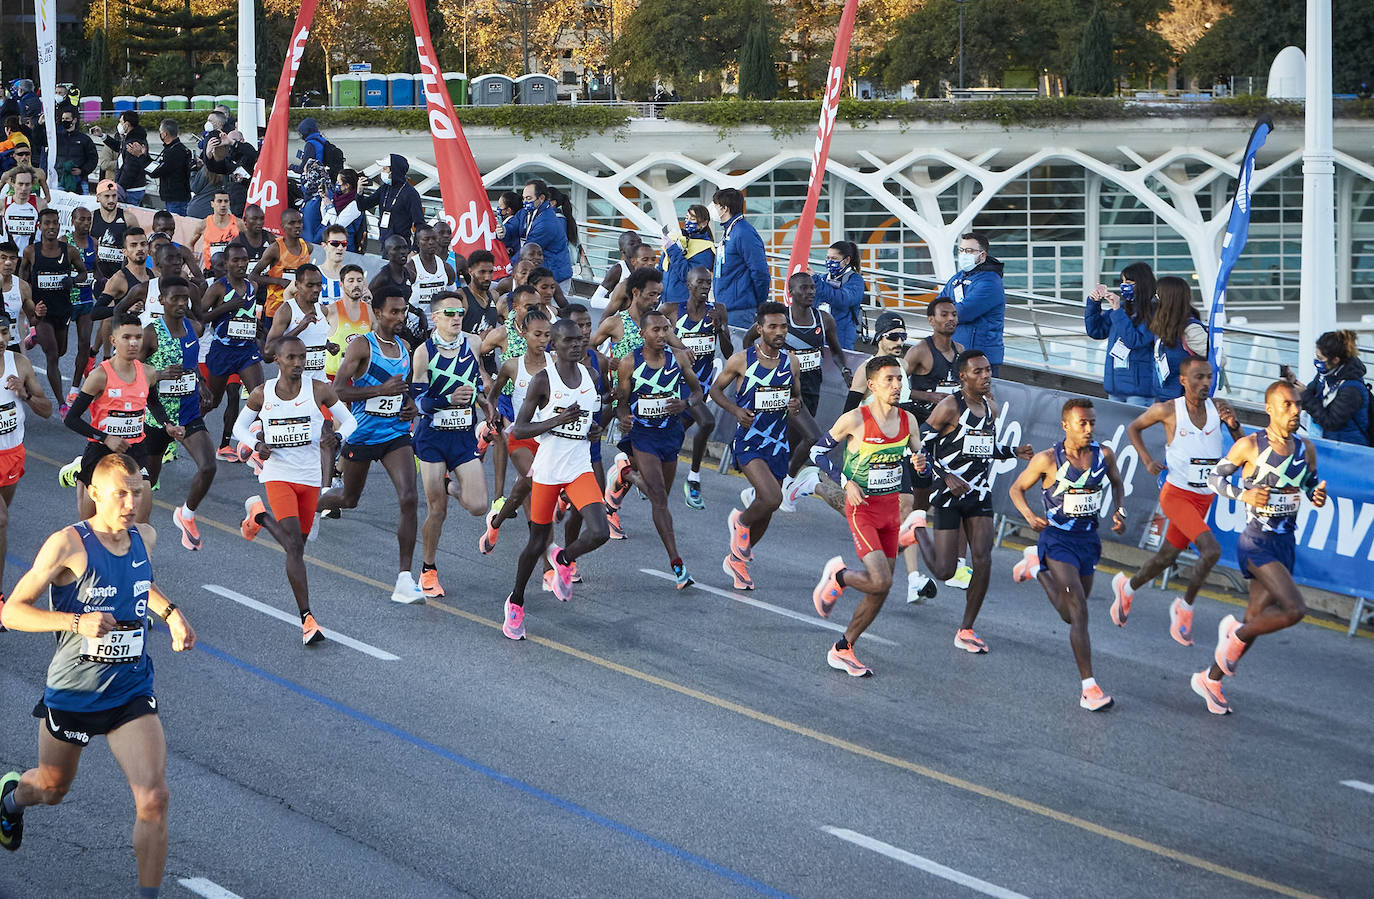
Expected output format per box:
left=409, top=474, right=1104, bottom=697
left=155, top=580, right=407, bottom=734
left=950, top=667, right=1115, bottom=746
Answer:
left=938, top=256, right=1006, bottom=366
left=1301, top=357, right=1370, bottom=446
left=1084, top=297, right=1154, bottom=398
left=812, top=268, right=865, bottom=349
left=507, top=199, right=572, bottom=282
left=295, top=117, right=326, bottom=170
left=357, top=153, right=426, bottom=248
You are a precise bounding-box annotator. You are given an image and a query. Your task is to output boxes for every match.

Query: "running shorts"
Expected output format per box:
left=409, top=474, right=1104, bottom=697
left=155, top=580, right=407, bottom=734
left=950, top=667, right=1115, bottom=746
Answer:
left=1236, top=527, right=1295, bottom=579
left=734, top=445, right=788, bottom=482
left=265, top=480, right=320, bottom=537
left=506, top=430, right=539, bottom=458
left=846, top=491, right=901, bottom=559
left=1037, top=527, right=1102, bottom=577
left=1160, top=481, right=1215, bottom=550
left=205, top=342, right=262, bottom=379
left=930, top=492, right=995, bottom=530
left=198, top=362, right=241, bottom=387
left=628, top=421, right=685, bottom=463
left=78, top=439, right=150, bottom=484
left=142, top=416, right=207, bottom=462
left=414, top=424, right=479, bottom=470
left=341, top=434, right=412, bottom=465
left=0, top=445, right=24, bottom=487
left=530, top=471, right=601, bottom=526
left=496, top=393, right=515, bottom=422
left=34, top=694, right=157, bottom=746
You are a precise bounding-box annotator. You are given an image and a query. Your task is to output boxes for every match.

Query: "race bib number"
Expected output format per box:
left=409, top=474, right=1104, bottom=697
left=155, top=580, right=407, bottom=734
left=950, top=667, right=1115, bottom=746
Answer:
left=7, top=214, right=34, bottom=235
left=682, top=334, right=715, bottom=357
left=36, top=273, right=66, bottom=291
left=935, top=381, right=960, bottom=395
left=280, top=270, right=295, bottom=283
left=159, top=372, right=197, bottom=397
left=795, top=348, right=822, bottom=372
left=363, top=393, right=402, bottom=417
left=431, top=406, right=473, bottom=430
left=80, top=622, right=144, bottom=665
left=1062, top=488, right=1102, bottom=518
left=1260, top=490, right=1300, bottom=517
left=550, top=406, right=592, bottom=439
left=1186, top=457, right=1218, bottom=489
left=211, top=240, right=230, bottom=255
left=305, top=347, right=326, bottom=371
left=1110, top=339, right=1131, bottom=369
left=755, top=386, right=790, bottom=413
left=962, top=433, right=994, bottom=457
left=103, top=410, right=144, bottom=438
left=226, top=317, right=257, bottom=340
left=0, top=401, right=16, bottom=435
left=98, top=243, right=123, bottom=263
left=866, top=464, right=901, bottom=493
left=263, top=414, right=311, bottom=447
left=637, top=394, right=672, bottom=418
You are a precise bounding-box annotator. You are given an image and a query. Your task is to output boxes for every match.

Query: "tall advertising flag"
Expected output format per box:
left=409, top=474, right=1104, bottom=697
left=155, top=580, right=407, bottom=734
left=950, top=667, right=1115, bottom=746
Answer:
left=1207, top=115, right=1273, bottom=390
left=246, top=0, right=319, bottom=236
left=407, top=0, right=511, bottom=273
left=785, top=0, right=858, bottom=296
left=36, top=0, right=58, bottom=187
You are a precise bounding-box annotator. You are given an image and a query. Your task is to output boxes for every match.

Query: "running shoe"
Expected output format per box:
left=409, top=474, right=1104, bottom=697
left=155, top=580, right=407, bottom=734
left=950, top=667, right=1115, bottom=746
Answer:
left=607, top=510, right=626, bottom=540
left=604, top=452, right=632, bottom=510
left=22, top=327, right=36, bottom=350
left=739, top=485, right=756, bottom=509
left=476, top=420, right=494, bottom=457
left=1080, top=684, right=1114, bottom=712
left=0, top=596, right=6, bottom=632
left=65, top=387, right=78, bottom=404
left=419, top=568, right=444, bottom=598
left=1169, top=597, right=1195, bottom=646
left=390, top=572, right=425, bottom=605
left=547, top=544, right=574, bottom=601
left=240, top=495, right=265, bottom=541
left=478, top=509, right=501, bottom=554
left=946, top=562, right=972, bottom=590
left=898, top=509, right=927, bottom=549
left=489, top=495, right=505, bottom=515
left=722, top=554, right=754, bottom=591
left=0, top=771, right=23, bottom=851
left=57, top=456, right=80, bottom=488
left=161, top=442, right=178, bottom=464
left=1110, top=571, right=1134, bottom=626
left=1011, top=545, right=1040, bottom=583
left=555, top=490, right=569, bottom=523
left=301, top=613, right=325, bottom=646
left=172, top=505, right=202, bottom=551
left=778, top=475, right=797, bottom=513
left=791, top=465, right=821, bottom=500
left=57, top=402, right=68, bottom=418
left=569, top=561, right=582, bottom=584
left=82, top=354, right=98, bottom=379
left=1214, top=614, right=1245, bottom=677
left=503, top=596, right=526, bottom=640
left=673, top=561, right=694, bottom=590
left=906, top=573, right=937, bottom=604
left=1190, top=670, right=1232, bottom=715
left=683, top=478, right=705, bottom=511
left=727, top=508, right=752, bottom=561
left=542, top=570, right=555, bottom=593
left=827, top=643, right=873, bottom=677
left=954, top=628, right=988, bottom=653
left=813, top=556, right=844, bottom=618
left=216, top=445, right=240, bottom=463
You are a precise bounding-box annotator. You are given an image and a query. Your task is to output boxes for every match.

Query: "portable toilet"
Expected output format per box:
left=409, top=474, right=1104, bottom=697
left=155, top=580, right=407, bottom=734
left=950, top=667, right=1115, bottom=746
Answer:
left=387, top=73, right=414, bottom=107
left=364, top=73, right=387, bottom=107
left=191, top=94, right=215, bottom=111
left=214, top=94, right=238, bottom=111
left=413, top=74, right=426, bottom=107
left=162, top=94, right=188, bottom=111
left=79, top=95, right=103, bottom=122
left=112, top=95, right=136, bottom=114
left=336, top=74, right=363, bottom=108
left=136, top=94, right=162, bottom=113
left=444, top=73, right=468, bottom=106
left=516, top=73, right=557, bottom=105
left=471, top=74, right=514, bottom=107
left=330, top=74, right=348, bottom=107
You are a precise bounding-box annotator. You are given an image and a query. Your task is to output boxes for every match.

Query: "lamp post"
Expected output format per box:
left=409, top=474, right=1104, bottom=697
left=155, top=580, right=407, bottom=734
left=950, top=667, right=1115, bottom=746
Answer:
left=584, top=0, right=615, bottom=101
left=954, top=0, right=967, bottom=90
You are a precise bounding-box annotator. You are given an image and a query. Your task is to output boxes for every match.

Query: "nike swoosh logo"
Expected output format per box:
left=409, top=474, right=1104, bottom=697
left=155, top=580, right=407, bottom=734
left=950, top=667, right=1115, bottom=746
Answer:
left=148, top=696, right=156, bottom=710
left=47, top=709, right=59, bottom=732
left=132, top=559, right=147, bottom=568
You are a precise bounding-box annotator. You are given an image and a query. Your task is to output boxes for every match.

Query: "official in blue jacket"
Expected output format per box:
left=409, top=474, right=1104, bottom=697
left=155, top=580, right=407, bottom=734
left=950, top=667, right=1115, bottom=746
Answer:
left=1085, top=262, right=1156, bottom=405
left=937, top=232, right=1005, bottom=373
left=505, top=178, right=574, bottom=289
left=711, top=187, right=771, bottom=328
left=660, top=204, right=716, bottom=309
left=811, top=240, right=865, bottom=348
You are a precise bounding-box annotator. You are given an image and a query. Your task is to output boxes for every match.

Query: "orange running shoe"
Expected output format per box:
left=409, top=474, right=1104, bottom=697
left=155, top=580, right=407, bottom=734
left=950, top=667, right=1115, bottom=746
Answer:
left=1079, top=683, right=1114, bottom=712
left=813, top=556, right=844, bottom=618
left=241, top=495, right=266, bottom=541
left=1190, top=670, right=1232, bottom=715
left=898, top=510, right=926, bottom=549
left=1214, top=614, right=1245, bottom=676
left=478, top=509, right=500, bottom=554
left=607, top=510, right=626, bottom=540
left=1109, top=571, right=1134, bottom=627
left=420, top=568, right=444, bottom=598
left=1169, top=597, right=1194, bottom=646
left=827, top=643, right=872, bottom=677
left=173, top=505, right=202, bottom=551
left=604, top=452, right=632, bottom=511
left=1011, top=545, right=1039, bottom=583
left=727, top=508, right=752, bottom=561
left=217, top=445, right=241, bottom=463
left=721, top=554, right=754, bottom=591
left=301, top=613, right=325, bottom=646
left=954, top=628, right=988, bottom=654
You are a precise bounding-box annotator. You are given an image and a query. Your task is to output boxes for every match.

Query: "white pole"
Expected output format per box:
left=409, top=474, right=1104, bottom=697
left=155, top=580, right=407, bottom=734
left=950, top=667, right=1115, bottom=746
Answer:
left=1299, top=0, right=1335, bottom=380
left=237, top=0, right=259, bottom=137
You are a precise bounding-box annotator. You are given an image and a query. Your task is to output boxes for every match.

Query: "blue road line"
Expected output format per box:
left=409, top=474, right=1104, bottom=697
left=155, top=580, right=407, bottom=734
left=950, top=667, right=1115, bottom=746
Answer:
left=198, top=642, right=793, bottom=898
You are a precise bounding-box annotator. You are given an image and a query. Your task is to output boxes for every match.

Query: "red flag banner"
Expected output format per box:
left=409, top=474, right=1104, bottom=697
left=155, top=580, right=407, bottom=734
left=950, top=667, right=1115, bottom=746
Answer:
left=246, top=0, right=318, bottom=236
left=407, top=0, right=511, bottom=273
left=785, top=0, right=858, bottom=296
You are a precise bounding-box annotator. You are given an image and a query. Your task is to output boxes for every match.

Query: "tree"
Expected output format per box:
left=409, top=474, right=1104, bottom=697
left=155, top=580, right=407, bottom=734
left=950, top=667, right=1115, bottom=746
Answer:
left=610, top=0, right=762, bottom=99
left=123, top=0, right=235, bottom=94
left=738, top=21, right=778, bottom=99
left=1069, top=6, right=1116, bottom=95
left=87, top=29, right=113, bottom=103
left=1154, top=0, right=1231, bottom=56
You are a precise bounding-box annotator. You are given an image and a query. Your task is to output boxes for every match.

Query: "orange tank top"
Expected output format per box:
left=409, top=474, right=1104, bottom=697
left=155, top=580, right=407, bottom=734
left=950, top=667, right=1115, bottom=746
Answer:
left=201, top=214, right=240, bottom=271
left=264, top=237, right=313, bottom=317
left=325, top=299, right=372, bottom=378
left=88, top=360, right=149, bottom=444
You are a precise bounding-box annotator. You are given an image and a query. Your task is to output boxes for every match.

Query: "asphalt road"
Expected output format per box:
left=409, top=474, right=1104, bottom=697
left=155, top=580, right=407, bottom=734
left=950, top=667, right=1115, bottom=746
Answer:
left=1, top=372, right=1371, bottom=898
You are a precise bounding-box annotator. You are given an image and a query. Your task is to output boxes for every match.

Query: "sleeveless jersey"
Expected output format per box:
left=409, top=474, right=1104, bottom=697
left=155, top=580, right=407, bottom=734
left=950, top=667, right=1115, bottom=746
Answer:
left=909, top=336, right=960, bottom=420
left=412, top=254, right=449, bottom=306
left=30, top=241, right=73, bottom=310
left=530, top=358, right=600, bottom=484
left=259, top=376, right=327, bottom=486
left=460, top=285, right=502, bottom=374
left=931, top=393, right=998, bottom=505
left=1241, top=432, right=1312, bottom=536
left=282, top=299, right=331, bottom=381
left=211, top=278, right=259, bottom=347
left=264, top=237, right=311, bottom=317
left=231, top=233, right=270, bottom=266
left=201, top=214, right=239, bottom=271
left=416, top=337, right=482, bottom=433
left=785, top=305, right=826, bottom=395
left=347, top=332, right=411, bottom=446
left=841, top=405, right=911, bottom=496
left=89, top=361, right=149, bottom=444
left=90, top=208, right=128, bottom=277
left=676, top=303, right=719, bottom=386
left=146, top=318, right=200, bottom=426
left=70, top=234, right=97, bottom=307
left=2, top=197, right=38, bottom=251
left=1, top=276, right=21, bottom=330
left=498, top=310, right=528, bottom=396
left=629, top=346, right=683, bottom=429
left=326, top=300, right=371, bottom=378
left=610, top=309, right=643, bottom=361
left=139, top=277, right=164, bottom=327
left=1165, top=397, right=1225, bottom=494
left=44, top=522, right=155, bottom=713
left=732, top=346, right=793, bottom=459
left=510, top=353, right=540, bottom=421
left=0, top=350, right=26, bottom=449
left=1043, top=441, right=1106, bottom=532
left=319, top=272, right=345, bottom=308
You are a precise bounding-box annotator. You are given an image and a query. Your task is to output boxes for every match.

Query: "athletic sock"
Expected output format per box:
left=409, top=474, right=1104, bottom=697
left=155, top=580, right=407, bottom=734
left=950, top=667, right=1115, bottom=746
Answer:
left=422, top=562, right=436, bottom=572
left=300, top=608, right=311, bottom=623
left=835, top=569, right=847, bottom=588
left=834, top=637, right=850, bottom=651
left=1081, top=677, right=1097, bottom=691
left=2, top=790, right=21, bottom=816
left=182, top=506, right=195, bottom=520
left=687, top=470, right=700, bottom=482
left=1121, top=577, right=1135, bottom=598
left=670, top=557, right=682, bottom=569
left=137, top=887, right=159, bottom=898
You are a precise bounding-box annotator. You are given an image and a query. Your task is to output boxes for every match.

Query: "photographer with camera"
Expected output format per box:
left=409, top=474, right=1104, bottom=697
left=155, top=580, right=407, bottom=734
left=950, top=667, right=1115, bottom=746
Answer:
left=1085, top=261, right=1156, bottom=406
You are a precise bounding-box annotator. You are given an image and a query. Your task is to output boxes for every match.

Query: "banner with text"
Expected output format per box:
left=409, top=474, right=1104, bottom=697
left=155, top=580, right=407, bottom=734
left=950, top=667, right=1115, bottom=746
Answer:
left=246, top=0, right=319, bottom=236
left=36, top=0, right=58, bottom=187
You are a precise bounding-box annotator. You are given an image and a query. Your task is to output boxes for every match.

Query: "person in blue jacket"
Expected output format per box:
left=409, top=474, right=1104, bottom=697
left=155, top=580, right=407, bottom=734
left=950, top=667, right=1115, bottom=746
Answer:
left=1084, top=261, right=1155, bottom=405
left=812, top=240, right=865, bottom=348
left=1150, top=276, right=1208, bottom=402
left=495, top=190, right=521, bottom=260
left=711, top=187, right=771, bottom=329
left=937, top=232, right=1005, bottom=374
left=504, top=179, right=575, bottom=292
left=660, top=204, right=715, bottom=311
left=1295, top=329, right=1370, bottom=446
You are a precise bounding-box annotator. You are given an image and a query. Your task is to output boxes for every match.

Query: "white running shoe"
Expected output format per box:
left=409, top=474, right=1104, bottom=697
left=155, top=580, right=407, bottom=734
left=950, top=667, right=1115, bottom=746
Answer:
left=906, top=573, right=937, bottom=604
left=390, top=572, right=425, bottom=604
left=778, top=476, right=797, bottom=513
left=739, top=486, right=756, bottom=509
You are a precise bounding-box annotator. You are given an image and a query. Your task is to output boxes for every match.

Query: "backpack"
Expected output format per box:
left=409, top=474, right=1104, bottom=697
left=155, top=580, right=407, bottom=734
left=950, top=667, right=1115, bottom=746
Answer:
left=320, top=139, right=345, bottom=176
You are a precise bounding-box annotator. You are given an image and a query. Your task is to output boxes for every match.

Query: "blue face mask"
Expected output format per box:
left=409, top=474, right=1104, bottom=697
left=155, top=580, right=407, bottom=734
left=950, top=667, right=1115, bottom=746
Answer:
left=1314, top=358, right=1328, bottom=374
left=1120, top=282, right=1135, bottom=301
left=825, top=259, right=846, bottom=277
left=682, top=220, right=702, bottom=237
left=522, top=199, right=536, bottom=213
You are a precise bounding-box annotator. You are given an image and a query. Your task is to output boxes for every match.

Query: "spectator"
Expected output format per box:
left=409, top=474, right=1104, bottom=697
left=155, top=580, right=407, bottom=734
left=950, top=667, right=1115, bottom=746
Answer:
left=299, top=159, right=332, bottom=242
left=357, top=153, right=426, bottom=248
left=660, top=203, right=714, bottom=311
left=812, top=239, right=865, bottom=348
left=504, top=178, right=574, bottom=293
left=1149, top=275, right=1207, bottom=402
left=1296, top=330, right=1370, bottom=446
left=198, top=110, right=228, bottom=156
left=15, top=80, right=40, bottom=120
left=1084, top=261, right=1156, bottom=406
left=152, top=118, right=193, bottom=216
left=321, top=167, right=366, bottom=252
left=711, top=186, right=770, bottom=329
left=203, top=130, right=258, bottom=216
left=294, top=117, right=342, bottom=177
left=52, top=84, right=77, bottom=118
left=938, top=231, right=1006, bottom=374
left=94, top=111, right=149, bottom=206
left=14, top=80, right=43, bottom=164
left=54, top=105, right=97, bottom=194
left=495, top=190, right=521, bottom=259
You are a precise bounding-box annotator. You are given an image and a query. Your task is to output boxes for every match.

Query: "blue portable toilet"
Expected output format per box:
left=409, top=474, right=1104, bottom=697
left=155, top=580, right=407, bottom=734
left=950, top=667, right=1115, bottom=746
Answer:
left=388, top=73, right=414, bottom=107
left=136, top=94, right=162, bottom=113
left=364, top=73, right=387, bottom=107
left=113, top=95, right=136, bottom=114
left=471, top=74, right=515, bottom=107
left=413, top=73, right=427, bottom=106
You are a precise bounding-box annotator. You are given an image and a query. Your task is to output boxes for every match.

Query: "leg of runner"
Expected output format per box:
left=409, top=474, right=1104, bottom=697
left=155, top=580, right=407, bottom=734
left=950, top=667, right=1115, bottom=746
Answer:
left=450, top=458, right=488, bottom=516
left=737, top=459, right=782, bottom=542
left=33, top=322, right=63, bottom=407
left=0, top=484, right=13, bottom=624
left=632, top=446, right=690, bottom=586
left=787, top=409, right=820, bottom=478
left=1194, top=568, right=1292, bottom=715
left=253, top=503, right=312, bottom=613
left=1036, top=558, right=1112, bottom=710
left=912, top=524, right=961, bottom=581
left=492, top=419, right=510, bottom=502
left=106, top=714, right=171, bottom=893
left=3, top=726, right=84, bottom=846
left=485, top=444, right=536, bottom=546
left=960, top=514, right=996, bottom=632
left=172, top=429, right=217, bottom=549
left=378, top=445, right=419, bottom=578
left=70, top=314, right=93, bottom=402
left=685, top=403, right=713, bottom=486
left=317, top=455, right=369, bottom=513
left=419, top=460, right=450, bottom=585
left=1114, top=534, right=1221, bottom=644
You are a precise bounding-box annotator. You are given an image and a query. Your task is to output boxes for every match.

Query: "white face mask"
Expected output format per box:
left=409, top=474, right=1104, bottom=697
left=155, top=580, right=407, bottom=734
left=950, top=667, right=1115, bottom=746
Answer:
left=710, top=205, right=724, bottom=224
left=204, top=120, right=216, bottom=132
left=957, top=250, right=979, bottom=272
left=380, top=172, right=392, bottom=185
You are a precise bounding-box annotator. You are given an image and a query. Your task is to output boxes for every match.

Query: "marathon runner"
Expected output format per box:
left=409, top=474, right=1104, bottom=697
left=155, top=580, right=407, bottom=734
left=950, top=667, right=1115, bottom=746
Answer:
left=1, top=166, right=41, bottom=253
left=187, top=188, right=238, bottom=274
left=236, top=336, right=357, bottom=645
left=1198, top=381, right=1326, bottom=716
left=20, top=209, right=87, bottom=410
left=709, top=301, right=803, bottom=591
left=324, top=263, right=372, bottom=381
left=0, top=241, right=34, bottom=351
left=0, top=311, right=53, bottom=624
left=810, top=354, right=925, bottom=677
left=62, top=206, right=99, bottom=405
left=250, top=206, right=312, bottom=324
left=89, top=179, right=128, bottom=282
left=912, top=349, right=1033, bottom=653
left=265, top=264, right=331, bottom=384
left=317, top=225, right=350, bottom=307
left=199, top=243, right=265, bottom=462
left=92, top=227, right=150, bottom=335
left=230, top=204, right=272, bottom=268
left=1110, top=356, right=1244, bottom=644
left=118, top=242, right=203, bottom=327
left=316, top=288, right=424, bottom=605
left=503, top=318, right=609, bottom=639
left=556, top=304, right=613, bottom=562
left=0, top=452, right=196, bottom=899
left=613, top=308, right=703, bottom=588
left=459, top=249, right=504, bottom=503
left=479, top=284, right=542, bottom=504
left=675, top=265, right=733, bottom=510
left=406, top=224, right=457, bottom=308
left=1008, top=398, right=1127, bottom=711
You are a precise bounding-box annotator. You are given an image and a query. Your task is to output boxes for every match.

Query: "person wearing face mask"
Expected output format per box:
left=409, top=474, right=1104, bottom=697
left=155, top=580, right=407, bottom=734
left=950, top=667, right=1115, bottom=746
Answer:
left=357, top=154, right=426, bottom=249
left=93, top=112, right=148, bottom=206
left=936, top=232, right=1005, bottom=375
left=152, top=119, right=193, bottom=216
left=710, top=187, right=770, bottom=330
left=54, top=109, right=97, bottom=195
left=502, top=178, right=574, bottom=293
left=495, top=191, right=522, bottom=259
left=1084, top=261, right=1155, bottom=406
left=811, top=240, right=865, bottom=349
left=1289, top=330, right=1370, bottom=446
left=659, top=204, right=715, bottom=313
left=203, top=129, right=258, bottom=217
left=320, top=168, right=365, bottom=252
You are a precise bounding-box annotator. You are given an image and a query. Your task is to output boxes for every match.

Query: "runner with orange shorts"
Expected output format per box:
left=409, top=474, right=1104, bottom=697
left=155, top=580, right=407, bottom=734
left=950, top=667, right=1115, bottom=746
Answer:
left=1111, top=356, right=1244, bottom=645
left=0, top=313, right=54, bottom=626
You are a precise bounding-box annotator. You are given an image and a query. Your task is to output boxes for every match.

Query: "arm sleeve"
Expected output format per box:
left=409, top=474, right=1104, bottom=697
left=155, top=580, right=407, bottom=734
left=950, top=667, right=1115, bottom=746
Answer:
left=328, top=401, right=357, bottom=442
left=63, top=391, right=105, bottom=441
left=231, top=403, right=259, bottom=449
left=843, top=390, right=865, bottom=412
left=808, top=432, right=843, bottom=483
left=1208, top=459, right=1245, bottom=500
left=1083, top=299, right=1110, bottom=340
left=336, top=201, right=361, bottom=229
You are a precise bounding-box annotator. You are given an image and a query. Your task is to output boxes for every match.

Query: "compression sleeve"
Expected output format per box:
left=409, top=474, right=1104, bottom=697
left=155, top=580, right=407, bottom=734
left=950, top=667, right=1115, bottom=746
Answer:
left=231, top=404, right=259, bottom=450
left=1208, top=459, right=1245, bottom=500
left=993, top=443, right=1017, bottom=460
left=328, top=401, right=357, bottom=442
left=91, top=293, right=117, bottom=321
left=145, top=397, right=170, bottom=427
left=843, top=390, right=865, bottom=413
left=64, top=391, right=106, bottom=441
left=809, top=432, right=843, bottom=484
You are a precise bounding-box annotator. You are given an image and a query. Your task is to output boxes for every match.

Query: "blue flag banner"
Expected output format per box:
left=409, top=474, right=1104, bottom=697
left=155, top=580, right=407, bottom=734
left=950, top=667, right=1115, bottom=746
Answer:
left=1207, top=116, right=1273, bottom=387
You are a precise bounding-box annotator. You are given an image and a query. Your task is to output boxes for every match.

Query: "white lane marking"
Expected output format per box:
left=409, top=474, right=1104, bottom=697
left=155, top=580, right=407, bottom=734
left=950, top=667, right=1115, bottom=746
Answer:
left=178, top=877, right=245, bottom=899
left=641, top=569, right=898, bottom=647
left=1341, top=780, right=1374, bottom=795
left=822, top=827, right=1029, bottom=899
left=203, top=585, right=400, bottom=661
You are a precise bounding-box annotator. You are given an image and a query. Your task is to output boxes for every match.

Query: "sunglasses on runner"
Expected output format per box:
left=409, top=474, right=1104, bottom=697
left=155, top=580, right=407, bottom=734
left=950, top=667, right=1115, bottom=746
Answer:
left=326, top=240, right=348, bottom=248
left=13, top=150, right=29, bottom=157
left=880, top=330, right=907, bottom=341
left=436, top=307, right=463, bottom=317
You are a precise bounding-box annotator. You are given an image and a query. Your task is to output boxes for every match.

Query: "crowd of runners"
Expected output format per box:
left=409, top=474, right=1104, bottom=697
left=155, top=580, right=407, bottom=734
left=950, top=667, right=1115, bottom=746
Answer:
left=0, top=189, right=1331, bottom=896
